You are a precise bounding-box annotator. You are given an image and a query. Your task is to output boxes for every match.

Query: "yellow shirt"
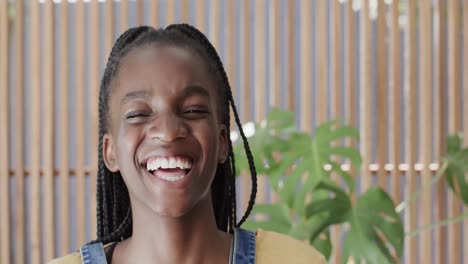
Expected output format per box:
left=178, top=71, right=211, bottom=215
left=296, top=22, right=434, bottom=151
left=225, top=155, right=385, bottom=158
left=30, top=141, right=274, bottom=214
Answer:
left=48, top=229, right=326, bottom=264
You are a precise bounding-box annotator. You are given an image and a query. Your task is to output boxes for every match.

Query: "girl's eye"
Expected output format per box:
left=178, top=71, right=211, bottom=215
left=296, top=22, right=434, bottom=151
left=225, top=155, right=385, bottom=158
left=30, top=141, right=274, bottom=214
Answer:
left=182, top=108, right=210, bottom=118
left=125, top=112, right=152, bottom=119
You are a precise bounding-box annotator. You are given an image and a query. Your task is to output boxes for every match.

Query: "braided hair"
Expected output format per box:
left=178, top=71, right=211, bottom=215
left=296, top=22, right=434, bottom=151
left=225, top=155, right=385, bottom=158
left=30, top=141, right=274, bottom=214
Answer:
left=95, top=24, right=257, bottom=245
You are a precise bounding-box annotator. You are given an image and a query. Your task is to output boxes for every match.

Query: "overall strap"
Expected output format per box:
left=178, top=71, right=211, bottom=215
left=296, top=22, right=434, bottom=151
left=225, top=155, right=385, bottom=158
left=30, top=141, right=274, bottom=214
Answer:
left=233, top=228, right=256, bottom=264
left=79, top=242, right=108, bottom=264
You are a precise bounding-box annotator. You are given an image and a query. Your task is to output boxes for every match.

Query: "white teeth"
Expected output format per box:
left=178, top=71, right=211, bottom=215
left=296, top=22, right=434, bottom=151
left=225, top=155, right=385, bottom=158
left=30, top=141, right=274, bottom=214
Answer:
left=146, top=156, right=192, bottom=171
left=168, top=157, right=176, bottom=168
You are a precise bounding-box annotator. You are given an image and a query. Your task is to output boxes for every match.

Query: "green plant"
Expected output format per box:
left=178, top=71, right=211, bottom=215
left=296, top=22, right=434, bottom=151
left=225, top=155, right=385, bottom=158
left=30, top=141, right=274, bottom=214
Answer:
left=233, top=108, right=468, bottom=264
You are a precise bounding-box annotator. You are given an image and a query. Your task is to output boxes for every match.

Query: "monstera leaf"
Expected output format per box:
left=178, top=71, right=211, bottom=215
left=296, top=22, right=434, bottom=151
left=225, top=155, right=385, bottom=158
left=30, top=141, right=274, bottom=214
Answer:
left=305, top=181, right=352, bottom=241
left=342, top=188, right=404, bottom=264
left=444, top=134, right=468, bottom=205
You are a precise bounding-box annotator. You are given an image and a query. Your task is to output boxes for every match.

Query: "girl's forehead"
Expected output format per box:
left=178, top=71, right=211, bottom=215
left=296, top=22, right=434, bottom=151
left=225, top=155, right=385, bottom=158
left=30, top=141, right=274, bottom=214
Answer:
left=112, top=44, right=218, bottom=98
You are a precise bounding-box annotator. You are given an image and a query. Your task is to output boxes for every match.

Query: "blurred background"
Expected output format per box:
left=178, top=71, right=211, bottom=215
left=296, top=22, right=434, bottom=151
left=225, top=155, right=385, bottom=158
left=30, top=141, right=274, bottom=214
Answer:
left=0, top=0, right=466, bottom=263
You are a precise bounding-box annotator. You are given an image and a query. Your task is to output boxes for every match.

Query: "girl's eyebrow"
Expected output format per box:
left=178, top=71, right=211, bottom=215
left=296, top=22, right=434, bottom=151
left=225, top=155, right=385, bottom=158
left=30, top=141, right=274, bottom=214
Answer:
left=120, top=90, right=151, bottom=105
left=179, top=85, right=210, bottom=100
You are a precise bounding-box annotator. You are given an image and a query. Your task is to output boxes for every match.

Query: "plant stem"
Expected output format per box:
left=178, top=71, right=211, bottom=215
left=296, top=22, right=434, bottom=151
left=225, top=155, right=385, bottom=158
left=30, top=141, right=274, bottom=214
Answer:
left=395, top=161, right=448, bottom=213
left=406, top=211, right=468, bottom=237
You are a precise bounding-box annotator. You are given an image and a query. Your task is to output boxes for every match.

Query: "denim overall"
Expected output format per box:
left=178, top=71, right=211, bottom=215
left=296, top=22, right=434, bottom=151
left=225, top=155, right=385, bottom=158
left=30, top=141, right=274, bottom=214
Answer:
left=79, top=228, right=256, bottom=264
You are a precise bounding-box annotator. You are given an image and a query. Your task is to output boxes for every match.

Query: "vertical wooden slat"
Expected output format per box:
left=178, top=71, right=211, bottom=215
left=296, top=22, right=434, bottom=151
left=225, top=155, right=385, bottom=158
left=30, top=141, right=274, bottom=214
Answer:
left=447, top=1, right=461, bottom=263
left=227, top=0, right=236, bottom=130
left=76, top=0, right=86, bottom=247
left=89, top=0, right=100, bottom=241
left=227, top=0, right=235, bottom=89
left=345, top=1, right=356, bottom=139
left=149, top=0, right=158, bottom=27
left=434, top=1, right=447, bottom=263
left=404, top=1, right=418, bottom=263
left=167, top=0, right=176, bottom=24
left=390, top=0, right=402, bottom=205
left=14, top=1, right=25, bottom=263
left=242, top=0, right=251, bottom=122
left=360, top=0, right=372, bottom=189
left=0, top=1, right=10, bottom=263
left=241, top=0, right=251, bottom=208
left=44, top=1, right=56, bottom=260
left=121, top=0, right=129, bottom=32
left=331, top=0, right=341, bottom=120
left=316, top=0, right=326, bottom=124
left=59, top=1, right=70, bottom=256
left=196, top=0, right=205, bottom=33
left=29, top=1, right=40, bottom=262
left=287, top=0, right=295, bottom=111
left=300, top=0, right=312, bottom=132
left=254, top=0, right=266, bottom=205
left=209, top=0, right=220, bottom=50
left=105, top=0, right=114, bottom=56
left=137, top=0, right=144, bottom=25
left=419, top=0, right=432, bottom=262
left=376, top=0, right=387, bottom=188
left=181, top=0, right=189, bottom=23
left=254, top=0, right=266, bottom=122
left=269, top=0, right=281, bottom=108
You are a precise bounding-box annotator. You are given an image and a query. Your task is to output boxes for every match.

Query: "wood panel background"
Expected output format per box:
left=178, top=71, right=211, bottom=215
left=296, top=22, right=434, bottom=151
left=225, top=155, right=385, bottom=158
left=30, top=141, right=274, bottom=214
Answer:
left=0, top=0, right=466, bottom=263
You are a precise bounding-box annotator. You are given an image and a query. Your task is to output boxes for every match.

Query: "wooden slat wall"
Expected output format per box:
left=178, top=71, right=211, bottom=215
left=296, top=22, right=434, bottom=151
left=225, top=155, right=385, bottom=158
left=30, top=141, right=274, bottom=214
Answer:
left=360, top=0, right=372, bottom=190
left=14, top=1, right=25, bottom=263
left=405, top=1, right=418, bottom=263
left=316, top=0, right=326, bottom=124
left=376, top=0, right=387, bottom=188
left=390, top=0, right=402, bottom=205
left=434, top=1, right=448, bottom=263
left=3, top=1, right=468, bottom=264
left=43, top=2, right=56, bottom=261
left=419, top=0, right=433, bottom=262
left=300, top=0, right=312, bottom=132
left=0, top=1, right=10, bottom=263
left=75, top=1, right=86, bottom=247
left=286, top=0, right=295, bottom=111
left=29, top=1, right=41, bottom=263
left=447, top=1, right=462, bottom=263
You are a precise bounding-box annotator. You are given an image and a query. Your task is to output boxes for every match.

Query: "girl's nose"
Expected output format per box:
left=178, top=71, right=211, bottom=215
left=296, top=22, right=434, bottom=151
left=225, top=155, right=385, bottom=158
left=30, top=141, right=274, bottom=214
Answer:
left=147, top=113, right=188, bottom=142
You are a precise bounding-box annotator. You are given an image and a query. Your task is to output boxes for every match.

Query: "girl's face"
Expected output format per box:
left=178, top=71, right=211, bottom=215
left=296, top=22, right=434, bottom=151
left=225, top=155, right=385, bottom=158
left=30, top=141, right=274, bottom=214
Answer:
left=103, top=44, right=228, bottom=218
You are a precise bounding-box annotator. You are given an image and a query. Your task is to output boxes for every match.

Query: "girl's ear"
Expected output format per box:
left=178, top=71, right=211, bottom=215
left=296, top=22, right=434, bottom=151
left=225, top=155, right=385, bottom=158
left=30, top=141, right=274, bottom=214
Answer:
left=103, top=133, right=119, bottom=172
left=218, top=124, right=229, bottom=164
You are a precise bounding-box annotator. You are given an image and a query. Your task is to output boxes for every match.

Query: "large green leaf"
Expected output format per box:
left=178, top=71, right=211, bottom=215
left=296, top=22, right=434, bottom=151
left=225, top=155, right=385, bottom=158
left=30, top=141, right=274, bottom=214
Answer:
left=305, top=182, right=352, bottom=240
left=342, top=188, right=404, bottom=264
left=444, top=134, right=468, bottom=205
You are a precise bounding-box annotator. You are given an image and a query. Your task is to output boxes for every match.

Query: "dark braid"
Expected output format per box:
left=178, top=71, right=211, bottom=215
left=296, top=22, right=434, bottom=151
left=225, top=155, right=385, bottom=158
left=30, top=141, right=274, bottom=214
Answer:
left=93, top=24, right=257, bottom=245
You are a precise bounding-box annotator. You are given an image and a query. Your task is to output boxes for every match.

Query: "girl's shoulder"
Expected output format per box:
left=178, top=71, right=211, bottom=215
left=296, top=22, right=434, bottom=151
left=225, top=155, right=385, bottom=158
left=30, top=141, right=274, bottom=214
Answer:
left=47, top=243, right=114, bottom=264
left=255, top=229, right=327, bottom=264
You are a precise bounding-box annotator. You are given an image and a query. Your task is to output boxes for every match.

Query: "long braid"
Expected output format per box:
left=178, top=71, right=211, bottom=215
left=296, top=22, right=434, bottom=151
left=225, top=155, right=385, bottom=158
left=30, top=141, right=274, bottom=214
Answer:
left=95, top=26, right=154, bottom=242
left=169, top=24, right=257, bottom=227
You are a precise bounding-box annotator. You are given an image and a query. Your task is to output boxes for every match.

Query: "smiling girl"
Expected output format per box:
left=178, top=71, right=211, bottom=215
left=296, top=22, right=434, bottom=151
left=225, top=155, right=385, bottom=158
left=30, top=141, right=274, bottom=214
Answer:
left=49, top=24, right=325, bottom=264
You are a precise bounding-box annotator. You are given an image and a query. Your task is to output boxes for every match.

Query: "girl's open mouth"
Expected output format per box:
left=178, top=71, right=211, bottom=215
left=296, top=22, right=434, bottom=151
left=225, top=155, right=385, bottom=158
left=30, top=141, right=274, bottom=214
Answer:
left=144, top=156, right=192, bottom=182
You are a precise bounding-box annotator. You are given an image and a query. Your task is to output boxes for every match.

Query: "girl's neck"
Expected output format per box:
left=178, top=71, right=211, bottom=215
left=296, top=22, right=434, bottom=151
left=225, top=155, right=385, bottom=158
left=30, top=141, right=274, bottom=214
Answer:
left=113, top=196, right=232, bottom=264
